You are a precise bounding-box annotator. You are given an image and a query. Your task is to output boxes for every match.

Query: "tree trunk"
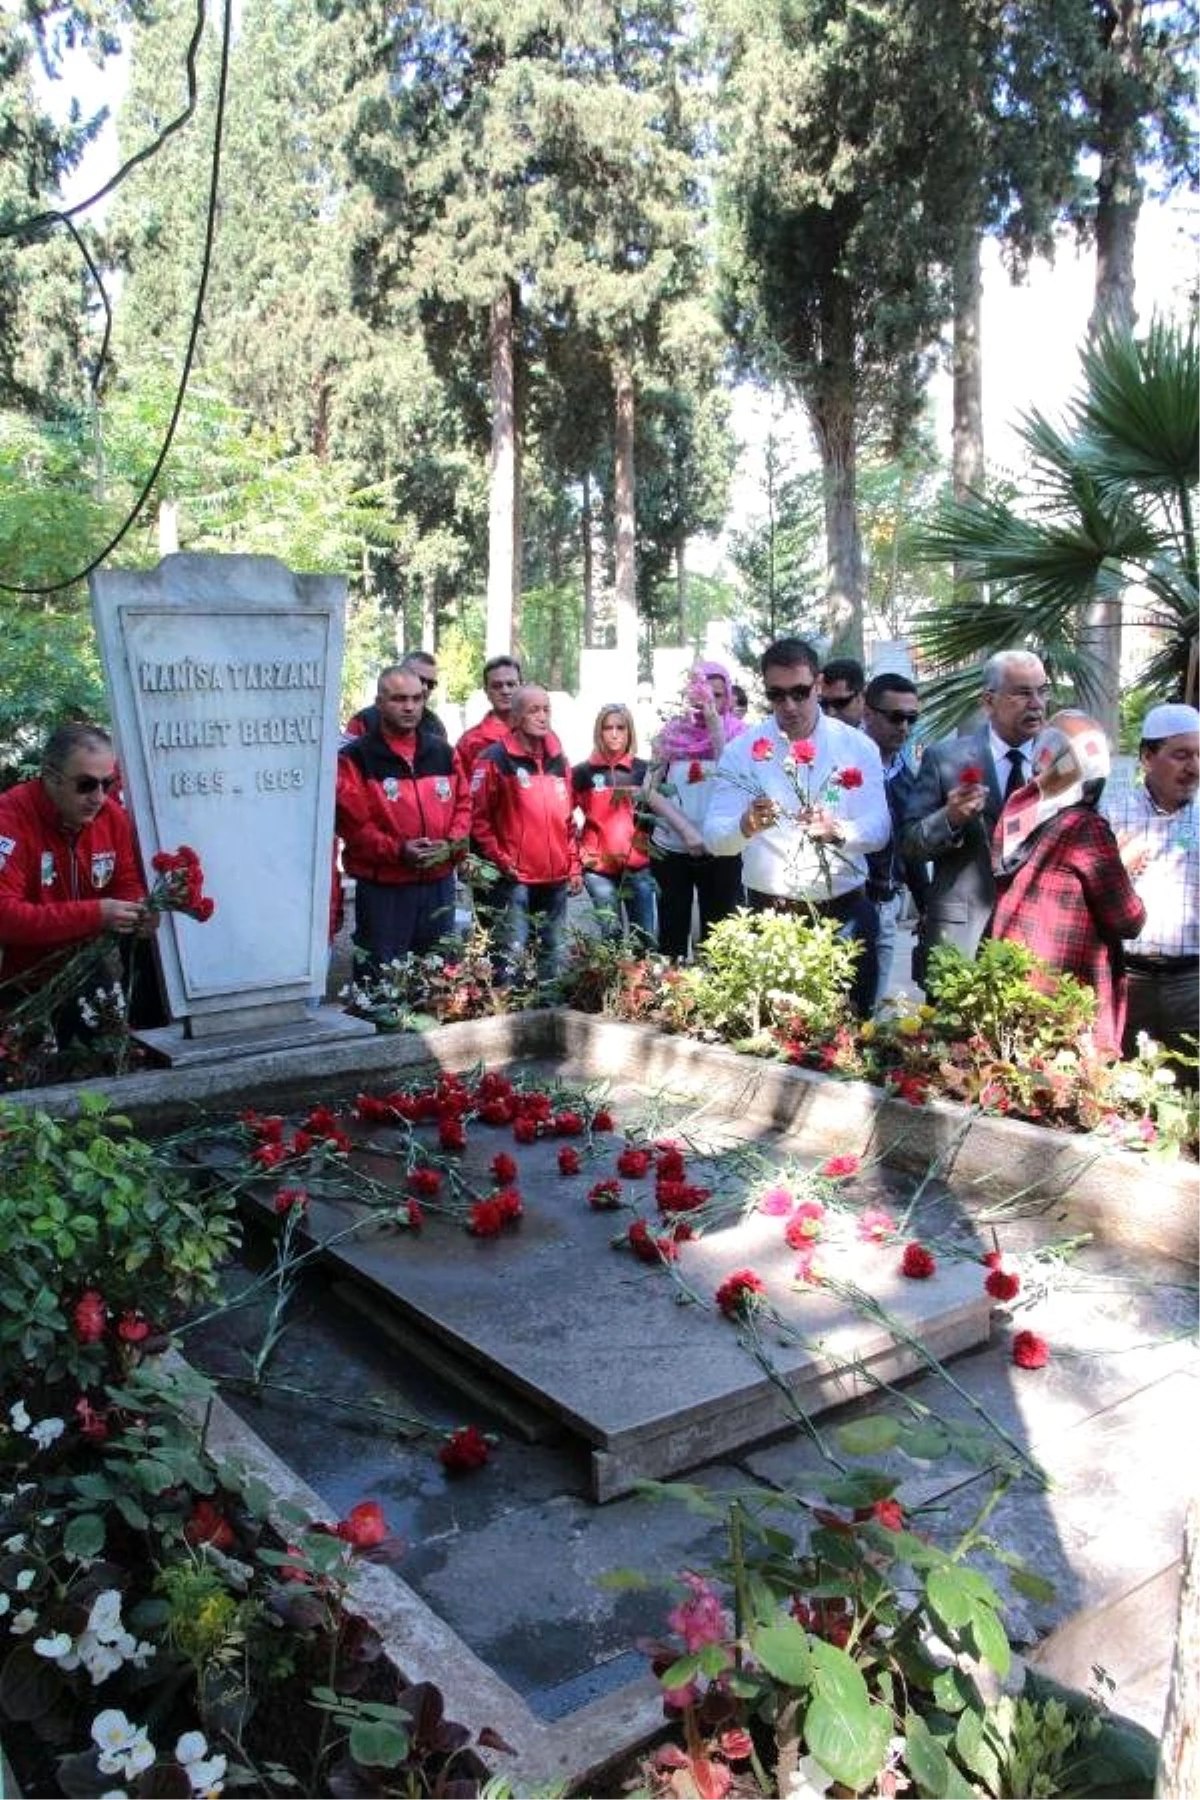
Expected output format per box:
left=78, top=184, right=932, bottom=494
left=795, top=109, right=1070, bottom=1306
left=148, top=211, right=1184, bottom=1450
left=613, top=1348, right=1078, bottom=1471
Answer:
left=1080, top=1, right=1143, bottom=742
left=486, top=281, right=520, bottom=658
left=952, top=232, right=984, bottom=501
left=612, top=355, right=639, bottom=696
left=581, top=468, right=595, bottom=647
left=811, top=395, right=863, bottom=656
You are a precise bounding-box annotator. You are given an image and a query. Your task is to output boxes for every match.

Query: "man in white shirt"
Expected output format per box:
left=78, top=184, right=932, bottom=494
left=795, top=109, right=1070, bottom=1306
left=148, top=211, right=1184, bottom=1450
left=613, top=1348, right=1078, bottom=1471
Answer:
left=1104, top=701, right=1199, bottom=1069
left=704, top=637, right=889, bottom=1016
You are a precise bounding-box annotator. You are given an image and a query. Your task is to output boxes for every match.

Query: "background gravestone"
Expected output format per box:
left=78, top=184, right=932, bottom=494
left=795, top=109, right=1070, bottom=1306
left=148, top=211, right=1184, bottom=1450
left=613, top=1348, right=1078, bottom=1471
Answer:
left=91, top=553, right=353, bottom=1043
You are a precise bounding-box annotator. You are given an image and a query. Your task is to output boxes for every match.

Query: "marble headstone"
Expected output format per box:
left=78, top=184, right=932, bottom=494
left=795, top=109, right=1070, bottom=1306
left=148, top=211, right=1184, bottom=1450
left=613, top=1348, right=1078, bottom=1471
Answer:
left=91, top=553, right=346, bottom=1038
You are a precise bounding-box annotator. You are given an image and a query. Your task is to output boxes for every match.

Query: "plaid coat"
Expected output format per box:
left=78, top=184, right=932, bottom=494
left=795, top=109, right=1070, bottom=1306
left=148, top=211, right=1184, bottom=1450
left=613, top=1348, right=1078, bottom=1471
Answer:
left=991, top=802, right=1146, bottom=1052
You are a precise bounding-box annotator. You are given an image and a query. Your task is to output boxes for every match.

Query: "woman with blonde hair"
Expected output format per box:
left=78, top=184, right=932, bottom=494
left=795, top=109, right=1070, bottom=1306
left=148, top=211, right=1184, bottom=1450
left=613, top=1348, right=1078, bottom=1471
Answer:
left=572, top=704, right=696, bottom=946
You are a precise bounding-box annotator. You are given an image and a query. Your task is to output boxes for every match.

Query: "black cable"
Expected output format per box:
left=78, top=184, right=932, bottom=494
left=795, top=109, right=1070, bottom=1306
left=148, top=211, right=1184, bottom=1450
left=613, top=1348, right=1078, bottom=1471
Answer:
left=0, top=0, right=232, bottom=597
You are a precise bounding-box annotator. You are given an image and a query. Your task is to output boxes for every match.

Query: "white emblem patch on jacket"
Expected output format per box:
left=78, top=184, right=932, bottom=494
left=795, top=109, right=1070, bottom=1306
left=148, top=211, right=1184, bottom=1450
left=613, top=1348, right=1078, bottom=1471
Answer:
left=0, top=834, right=14, bottom=873
left=41, top=851, right=57, bottom=885
left=91, top=852, right=116, bottom=888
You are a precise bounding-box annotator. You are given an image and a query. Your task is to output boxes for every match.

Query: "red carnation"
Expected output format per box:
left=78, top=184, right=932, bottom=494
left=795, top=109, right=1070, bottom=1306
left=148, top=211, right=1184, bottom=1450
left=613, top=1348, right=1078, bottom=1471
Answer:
left=617, top=1146, right=652, bottom=1178
left=687, top=760, right=705, bottom=784
left=468, top=1198, right=505, bottom=1237
left=513, top=1116, right=538, bottom=1145
left=72, top=1289, right=107, bottom=1344
left=785, top=1205, right=825, bottom=1249
left=554, top=1110, right=585, bottom=1137
left=855, top=1498, right=904, bottom=1531
left=1012, top=1329, right=1050, bottom=1369
left=750, top=737, right=773, bottom=762
left=478, top=1097, right=515, bottom=1125
left=627, top=1219, right=680, bottom=1263
left=655, top=1145, right=687, bottom=1182
left=438, top=1117, right=466, bottom=1152
left=900, top=1242, right=937, bottom=1279
left=184, top=1498, right=235, bottom=1551
left=406, top=1200, right=424, bottom=1229
left=274, top=1186, right=309, bottom=1215
left=477, top=1072, right=514, bottom=1101
left=820, top=1153, right=860, bottom=1178
left=985, top=1267, right=1021, bottom=1302
left=407, top=1167, right=442, bottom=1197
left=493, top=1186, right=523, bottom=1223
left=335, top=1500, right=389, bottom=1548
left=117, top=1311, right=151, bottom=1343
left=591, top=1109, right=614, bottom=1132
left=491, top=1152, right=519, bottom=1184
left=792, top=739, right=817, bottom=766
left=715, top=1269, right=767, bottom=1318
left=835, top=766, right=864, bottom=789
left=439, top=1424, right=492, bottom=1475
left=557, top=1146, right=582, bottom=1175
left=959, top=764, right=984, bottom=786
left=588, top=1178, right=623, bottom=1210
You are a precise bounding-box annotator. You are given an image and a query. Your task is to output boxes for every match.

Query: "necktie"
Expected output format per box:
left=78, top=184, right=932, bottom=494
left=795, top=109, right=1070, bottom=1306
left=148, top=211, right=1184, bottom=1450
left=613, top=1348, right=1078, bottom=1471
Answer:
left=1003, top=748, right=1025, bottom=801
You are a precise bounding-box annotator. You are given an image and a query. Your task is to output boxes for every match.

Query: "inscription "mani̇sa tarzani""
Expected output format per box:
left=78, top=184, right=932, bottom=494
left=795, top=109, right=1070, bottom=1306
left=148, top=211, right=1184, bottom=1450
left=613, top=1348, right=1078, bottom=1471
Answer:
left=139, top=658, right=321, bottom=692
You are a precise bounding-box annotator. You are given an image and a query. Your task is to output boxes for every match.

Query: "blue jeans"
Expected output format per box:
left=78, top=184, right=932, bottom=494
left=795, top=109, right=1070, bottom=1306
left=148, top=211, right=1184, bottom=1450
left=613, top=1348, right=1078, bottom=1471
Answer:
left=873, top=891, right=903, bottom=1012
left=492, top=880, right=569, bottom=987
left=583, top=868, right=657, bottom=947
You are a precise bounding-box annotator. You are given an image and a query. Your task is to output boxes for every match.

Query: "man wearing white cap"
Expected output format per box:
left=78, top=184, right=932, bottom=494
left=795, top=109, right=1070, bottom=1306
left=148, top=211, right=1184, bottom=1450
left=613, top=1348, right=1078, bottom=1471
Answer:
left=1103, top=702, right=1199, bottom=1069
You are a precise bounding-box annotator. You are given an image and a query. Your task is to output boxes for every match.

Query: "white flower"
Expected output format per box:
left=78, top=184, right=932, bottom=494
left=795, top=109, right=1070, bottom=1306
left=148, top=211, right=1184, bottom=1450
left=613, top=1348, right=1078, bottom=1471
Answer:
left=30, top=1416, right=65, bottom=1451
left=175, top=1732, right=209, bottom=1766
left=186, top=1753, right=227, bottom=1797
left=1154, top=1066, right=1177, bottom=1087
left=92, top=1711, right=156, bottom=1780
left=15, top=1567, right=35, bottom=1591
left=8, top=1400, right=31, bottom=1433
left=34, top=1631, right=74, bottom=1661
left=3, top=1533, right=26, bottom=1553
left=786, top=1755, right=835, bottom=1800
left=88, top=1589, right=124, bottom=1639
left=9, top=1607, right=37, bottom=1633
left=92, top=1708, right=138, bottom=1755
left=0, top=1594, right=7, bottom=1616
left=80, top=1635, right=124, bottom=1683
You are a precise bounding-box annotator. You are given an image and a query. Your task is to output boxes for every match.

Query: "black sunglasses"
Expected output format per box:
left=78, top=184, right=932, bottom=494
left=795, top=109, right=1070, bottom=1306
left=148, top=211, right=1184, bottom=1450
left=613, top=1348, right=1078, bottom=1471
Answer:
left=819, top=693, right=860, bottom=713
left=417, top=676, right=437, bottom=690
left=868, top=705, right=920, bottom=728
left=70, top=774, right=118, bottom=795
left=764, top=681, right=815, bottom=704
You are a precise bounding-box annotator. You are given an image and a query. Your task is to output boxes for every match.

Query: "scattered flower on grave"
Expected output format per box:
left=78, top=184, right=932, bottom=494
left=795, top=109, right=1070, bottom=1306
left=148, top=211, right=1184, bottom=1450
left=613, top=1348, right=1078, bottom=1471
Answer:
left=591, top=1108, right=614, bottom=1131
left=72, top=1289, right=108, bottom=1344
left=792, top=1247, right=824, bottom=1285
left=784, top=1200, right=825, bottom=1247
left=148, top=845, right=216, bottom=922
left=467, top=1198, right=506, bottom=1237
left=491, top=1151, right=519, bottom=1184
left=857, top=1206, right=897, bottom=1243
left=184, top=1499, right=236, bottom=1551
left=857, top=1497, right=905, bottom=1531
left=667, top=1572, right=730, bottom=1653
left=477, top=1071, right=514, bottom=1101
left=512, top=1116, right=538, bottom=1145
left=335, top=1500, right=389, bottom=1549
left=715, top=1269, right=767, bottom=1318
left=557, top=1145, right=582, bottom=1175
left=1012, top=1329, right=1051, bottom=1369
left=116, top=1311, right=151, bottom=1343
left=834, top=766, right=863, bottom=790
left=251, top=1140, right=292, bottom=1170
left=985, top=1265, right=1021, bottom=1302
left=406, top=1167, right=442, bottom=1198
left=439, top=1424, right=493, bottom=1475
left=656, top=1180, right=710, bottom=1215
left=437, top=1117, right=466, bottom=1152
left=352, top=1092, right=396, bottom=1124
left=820, top=1152, right=861, bottom=1178
left=405, top=1200, right=424, bottom=1230
left=627, top=1219, right=681, bottom=1263
left=588, top=1178, right=623, bottom=1210
left=757, top=1184, right=794, bottom=1215
left=493, top=1186, right=523, bottom=1224
left=274, top=1186, right=309, bottom=1215
left=478, top=1095, right=516, bottom=1125
left=750, top=737, right=773, bottom=762
left=305, top=1104, right=342, bottom=1137
left=655, top=1142, right=687, bottom=1180
left=900, top=1242, right=937, bottom=1279
left=553, top=1109, right=585, bottom=1136
left=242, top=1111, right=285, bottom=1142
left=617, top=1145, right=652, bottom=1178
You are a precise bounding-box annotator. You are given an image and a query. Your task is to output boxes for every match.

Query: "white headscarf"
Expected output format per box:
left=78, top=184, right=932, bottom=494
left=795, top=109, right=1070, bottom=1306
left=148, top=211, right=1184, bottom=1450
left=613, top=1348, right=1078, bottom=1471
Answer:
left=994, top=711, right=1111, bottom=877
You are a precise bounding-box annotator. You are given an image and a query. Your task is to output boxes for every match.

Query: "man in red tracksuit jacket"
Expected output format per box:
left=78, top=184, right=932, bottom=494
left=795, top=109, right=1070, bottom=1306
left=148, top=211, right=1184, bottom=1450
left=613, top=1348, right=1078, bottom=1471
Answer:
left=0, top=724, right=149, bottom=989
left=469, top=685, right=582, bottom=988
left=454, top=655, right=523, bottom=781
left=336, top=666, right=470, bottom=972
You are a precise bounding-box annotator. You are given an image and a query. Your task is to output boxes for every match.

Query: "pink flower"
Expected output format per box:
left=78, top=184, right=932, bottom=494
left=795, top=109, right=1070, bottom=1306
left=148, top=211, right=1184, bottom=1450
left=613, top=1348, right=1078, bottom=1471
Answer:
left=792, top=739, right=817, bottom=766
left=856, top=1498, right=904, bottom=1531
left=335, top=1500, right=389, bottom=1548
left=72, top=1289, right=107, bottom=1344
left=750, top=737, right=773, bottom=762
left=857, top=1206, right=896, bottom=1243
left=784, top=1201, right=825, bottom=1248
left=1013, top=1329, right=1050, bottom=1369
left=820, top=1153, right=860, bottom=1179
left=901, top=1242, right=937, bottom=1279
left=835, top=766, right=863, bottom=790
left=757, top=1185, right=794, bottom=1216
left=667, top=1572, right=729, bottom=1652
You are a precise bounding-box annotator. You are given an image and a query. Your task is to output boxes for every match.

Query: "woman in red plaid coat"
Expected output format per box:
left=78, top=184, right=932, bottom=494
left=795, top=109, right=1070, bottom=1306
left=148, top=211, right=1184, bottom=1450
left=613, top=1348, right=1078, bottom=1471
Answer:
left=992, top=712, right=1145, bottom=1054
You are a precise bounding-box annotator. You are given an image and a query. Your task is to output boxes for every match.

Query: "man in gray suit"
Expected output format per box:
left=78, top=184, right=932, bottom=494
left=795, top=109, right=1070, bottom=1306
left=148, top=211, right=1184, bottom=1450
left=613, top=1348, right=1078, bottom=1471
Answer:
left=901, top=649, right=1051, bottom=982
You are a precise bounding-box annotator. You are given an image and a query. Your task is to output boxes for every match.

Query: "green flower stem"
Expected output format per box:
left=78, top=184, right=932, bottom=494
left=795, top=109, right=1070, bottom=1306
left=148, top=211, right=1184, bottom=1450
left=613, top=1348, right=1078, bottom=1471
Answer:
left=193, top=1371, right=437, bottom=1441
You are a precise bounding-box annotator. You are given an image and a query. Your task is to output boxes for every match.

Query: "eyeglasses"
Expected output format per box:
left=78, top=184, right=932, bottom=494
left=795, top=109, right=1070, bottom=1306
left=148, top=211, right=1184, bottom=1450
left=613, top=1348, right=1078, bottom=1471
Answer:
left=417, top=676, right=437, bottom=690
left=764, top=681, right=815, bottom=704
left=997, top=685, right=1051, bottom=702
left=819, top=693, right=860, bottom=713
left=868, top=705, right=920, bottom=728
left=68, top=774, right=118, bottom=795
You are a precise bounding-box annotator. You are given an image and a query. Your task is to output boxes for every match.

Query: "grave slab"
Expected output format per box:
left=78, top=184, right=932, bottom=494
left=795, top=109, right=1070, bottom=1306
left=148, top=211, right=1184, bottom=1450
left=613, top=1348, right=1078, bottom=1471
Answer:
left=247, top=1165, right=993, bottom=1502
left=134, top=1004, right=375, bottom=1067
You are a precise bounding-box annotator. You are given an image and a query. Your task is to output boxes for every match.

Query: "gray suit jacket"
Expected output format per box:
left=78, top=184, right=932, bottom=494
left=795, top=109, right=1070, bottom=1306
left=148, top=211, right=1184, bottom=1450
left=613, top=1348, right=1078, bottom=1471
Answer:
left=899, top=726, right=1005, bottom=967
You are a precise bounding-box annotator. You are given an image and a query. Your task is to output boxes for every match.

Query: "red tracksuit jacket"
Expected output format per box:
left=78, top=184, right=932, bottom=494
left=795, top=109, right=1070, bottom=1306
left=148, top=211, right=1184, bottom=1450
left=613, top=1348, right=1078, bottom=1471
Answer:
left=0, top=780, right=145, bottom=981
left=470, top=731, right=581, bottom=885
left=571, top=754, right=652, bottom=874
left=337, top=724, right=470, bottom=886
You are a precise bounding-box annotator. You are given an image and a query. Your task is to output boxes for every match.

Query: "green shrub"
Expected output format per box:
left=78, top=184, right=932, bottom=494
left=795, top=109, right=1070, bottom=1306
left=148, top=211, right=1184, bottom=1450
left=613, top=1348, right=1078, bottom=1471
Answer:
left=664, top=909, right=858, bottom=1043
left=925, top=940, right=1096, bottom=1065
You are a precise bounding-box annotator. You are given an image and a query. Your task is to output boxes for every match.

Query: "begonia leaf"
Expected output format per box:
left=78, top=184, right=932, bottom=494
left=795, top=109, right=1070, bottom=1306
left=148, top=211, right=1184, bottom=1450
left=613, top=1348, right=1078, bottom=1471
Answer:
left=804, top=1691, right=890, bottom=1791
left=749, top=1619, right=812, bottom=1687
left=63, top=1510, right=106, bottom=1559
left=904, top=1710, right=954, bottom=1796
left=348, top=1719, right=410, bottom=1767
